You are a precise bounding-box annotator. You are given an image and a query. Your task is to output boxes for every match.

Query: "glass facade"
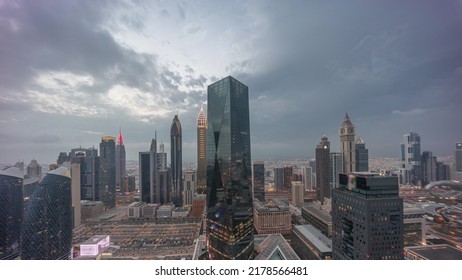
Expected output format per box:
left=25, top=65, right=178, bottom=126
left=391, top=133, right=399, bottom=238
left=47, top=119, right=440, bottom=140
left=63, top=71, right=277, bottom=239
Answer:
left=99, top=137, right=116, bottom=208
left=21, top=167, right=72, bottom=260
left=170, top=115, right=183, bottom=206
left=252, top=162, right=265, bottom=201
left=0, top=167, right=23, bottom=259
left=206, top=76, right=253, bottom=260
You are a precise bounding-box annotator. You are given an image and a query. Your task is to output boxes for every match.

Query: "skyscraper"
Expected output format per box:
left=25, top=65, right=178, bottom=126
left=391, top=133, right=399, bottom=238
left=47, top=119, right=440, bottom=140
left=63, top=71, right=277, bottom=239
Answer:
left=455, top=143, right=462, bottom=172
left=329, top=152, right=343, bottom=192
left=291, top=181, right=304, bottom=206
left=99, top=136, right=116, bottom=208
left=332, top=173, right=404, bottom=260
left=183, top=170, right=196, bottom=205
left=139, top=138, right=157, bottom=203
left=21, top=167, right=73, bottom=260
left=339, top=113, right=356, bottom=173
left=273, top=167, right=284, bottom=191
left=421, top=151, right=437, bottom=186
left=115, top=129, right=126, bottom=191
left=355, top=137, right=369, bottom=172
left=70, top=147, right=99, bottom=201
left=302, top=166, right=313, bottom=191
left=283, top=166, right=293, bottom=190
left=206, top=76, right=253, bottom=260
left=156, top=142, right=168, bottom=171
left=253, top=162, right=265, bottom=201
left=197, top=104, right=208, bottom=191
left=0, top=167, right=23, bottom=260
left=70, top=163, right=81, bottom=228
left=316, top=135, right=330, bottom=203
left=400, top=132, right=421, bottom=185
left=26, top=159, right=42, bottom=178
left=170, top=115, right=183, bottom=206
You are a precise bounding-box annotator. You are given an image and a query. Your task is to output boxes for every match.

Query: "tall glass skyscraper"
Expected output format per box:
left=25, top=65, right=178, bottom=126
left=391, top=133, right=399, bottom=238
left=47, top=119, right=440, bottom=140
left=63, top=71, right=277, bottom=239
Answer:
left=206, top=76, right=253, bottom=260
left=115, top=129, right=126, bottom=191
left=400, top=132, right=421, bottom=185
left=0, top=167, right=23, bottom=260
left=99, top=136, right=116, bottom=208
left=253, top=162, right=265, bottom=201
left=316, top=135, right=330, bottom=203
left=355, top=137, right=369, bottom=172
left=170, top=115, right=183, bottom=206
left=21, top=167, right=73, bottom=260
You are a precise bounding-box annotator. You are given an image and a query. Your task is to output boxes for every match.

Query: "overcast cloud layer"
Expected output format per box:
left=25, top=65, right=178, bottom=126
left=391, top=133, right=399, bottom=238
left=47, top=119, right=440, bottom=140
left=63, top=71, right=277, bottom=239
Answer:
left=1, top=0, right=461, bottom=165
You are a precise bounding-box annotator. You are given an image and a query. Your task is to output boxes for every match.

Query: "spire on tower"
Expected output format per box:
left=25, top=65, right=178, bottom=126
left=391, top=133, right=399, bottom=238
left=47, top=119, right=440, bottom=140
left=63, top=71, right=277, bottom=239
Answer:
left=117, top=127, right=124, bottom=145
left=197, top=103, right=207, bottom=127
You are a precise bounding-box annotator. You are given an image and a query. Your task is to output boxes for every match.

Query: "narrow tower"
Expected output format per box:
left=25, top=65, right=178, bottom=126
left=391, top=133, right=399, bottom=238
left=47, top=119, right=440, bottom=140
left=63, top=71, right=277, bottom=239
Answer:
left=170, top=115, right=183, bottom=206
left=340, top=113, right=356, bottom=173
left=196, top=104, right=208, bottom=192
left=115, top=128, right=126, bottom=191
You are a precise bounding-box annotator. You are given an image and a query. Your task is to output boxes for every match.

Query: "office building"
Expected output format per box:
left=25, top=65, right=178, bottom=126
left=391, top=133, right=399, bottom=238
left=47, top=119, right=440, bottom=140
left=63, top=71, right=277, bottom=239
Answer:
left=253, top=199, right=291, bottom=236
left=404, top=244, right=462, bottom=260
left=273, top=167, right=284, bottom=191
left=183, top=170, right=196, bottom=205
left=253, top=162, right=265, bottom=201
left=157, top=204, right=175, bottom=218
left=115, top=129, right=126, bottom=191
left=456, top=143, right=462, bottom=172
left=206, top=76, right=253, bottom=260
left=21, top=167, right=73, bottom=260
left=197, top=104, right=208, bottom=190
left=156, top=169, right=171, bottom=204
left=301, top=202, right=333, bottom=237
left=355, top=137, right=369, bottom=172
left=291, top=225, right=332, bottom=260
left=156, top=142, right=168, bottom=171
left=99, top=136, right=116, bottom=208
left=339, top=113, right=356, bottom=173
left=332, top=173, right=404, bottom=260
left=302, top=166, right=313, bottom=191
left=400, top=132, right=421, bottom=185
left=291, top=181, right=304, bottom=206
left=70, top=163, right=81, bottom=228
left=171, top=114, right=183, bottom=206
left=70, top=147, right=99, bottom=201
left=0, top=167, right=23, bottom=259
left=139, top=138, right=157, bottom=204
left=57, top=152, right=70, bottom=165
left=316, top=135, right=330, bottom=203
left=26, top=159, right=41, bottom=178
left=436, top=162, right=450, bottom=181
left=421, top=151, right=437, bottom=186
left=403, top=207, right=425, bottom=246
left=283, top=166, right=293, bottom=190
left=254, top=234, right=300, bottom=260
left=191, top=194, right=206, bottom=218
left=329, top=152, right=343, bottom=193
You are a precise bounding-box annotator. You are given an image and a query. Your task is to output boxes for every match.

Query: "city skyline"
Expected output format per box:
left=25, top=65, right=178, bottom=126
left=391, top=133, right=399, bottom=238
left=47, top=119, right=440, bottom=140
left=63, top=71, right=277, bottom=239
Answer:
left=1, top=1, right=462, bottom=164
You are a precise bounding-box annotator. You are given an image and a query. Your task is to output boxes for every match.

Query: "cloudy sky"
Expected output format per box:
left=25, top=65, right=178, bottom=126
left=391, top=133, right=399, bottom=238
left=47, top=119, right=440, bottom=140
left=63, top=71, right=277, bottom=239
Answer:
left=1, top=0, right=461, bottom=165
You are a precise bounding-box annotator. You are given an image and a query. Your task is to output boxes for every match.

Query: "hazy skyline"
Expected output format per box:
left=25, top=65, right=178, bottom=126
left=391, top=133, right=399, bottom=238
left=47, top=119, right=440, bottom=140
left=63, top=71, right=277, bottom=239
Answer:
left=1, top=0, right=461, bottom=164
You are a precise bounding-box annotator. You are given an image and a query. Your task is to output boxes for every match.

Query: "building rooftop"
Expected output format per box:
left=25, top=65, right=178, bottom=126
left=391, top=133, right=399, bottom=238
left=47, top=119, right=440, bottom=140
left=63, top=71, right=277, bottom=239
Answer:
left=294, top=225, right=332, bottom=253
left=405, top=244, right=462, bottom=260
left=302, top=204, right=332, bottom=224
left=254, top=234, right=300, bottom=260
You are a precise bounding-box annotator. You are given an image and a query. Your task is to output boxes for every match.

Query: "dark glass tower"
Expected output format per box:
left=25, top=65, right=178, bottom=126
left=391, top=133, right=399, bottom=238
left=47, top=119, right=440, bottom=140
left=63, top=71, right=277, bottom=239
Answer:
left=0, top=167, right=23, bottom=260
left=139, top=138, right=157, bottom=203
left=99, top=136, right=116, bottom=208
left=355, top=138, right=369, bottom=172
left=70, top=147, right=99, bottom=201
left=332, top=173, right=404, bottom=260
left=170, top=115, right=183, bottom=206
left=253, top=162, right=265, bottom=201
left=21, top=167, right=73, bottom=260
left=206, top=76, right=253, bottom=260
left=316, top=135, right=330, bottom=203
left=115, top=129, right=126, bottom=191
